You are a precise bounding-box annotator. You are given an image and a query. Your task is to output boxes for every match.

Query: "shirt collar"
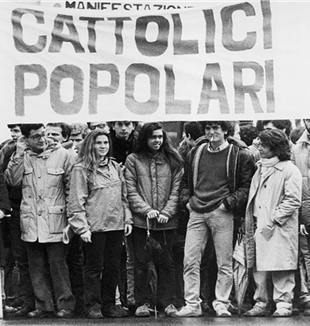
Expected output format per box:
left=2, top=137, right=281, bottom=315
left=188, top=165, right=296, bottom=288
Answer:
left=207, top=140, right=229, bottom=152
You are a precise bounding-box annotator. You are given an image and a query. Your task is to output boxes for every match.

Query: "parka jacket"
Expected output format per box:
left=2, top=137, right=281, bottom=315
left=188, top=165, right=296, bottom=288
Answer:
left=68, top=158, right=133, bottom=235
left=179, top=136, right=255, bottom=220
left=4, top=142, right=74, bottom=243
left=291, top=130, right=310, bottom=225
left=245, top=160, right=302, bottom=270
left=125, top=152, right=183, bottom=230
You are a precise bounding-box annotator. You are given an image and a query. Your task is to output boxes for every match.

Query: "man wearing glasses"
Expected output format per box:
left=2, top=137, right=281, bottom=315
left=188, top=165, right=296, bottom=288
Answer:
left=4, top=124, right=75, bottom=318
left=176, top=120, right=255, bottom=317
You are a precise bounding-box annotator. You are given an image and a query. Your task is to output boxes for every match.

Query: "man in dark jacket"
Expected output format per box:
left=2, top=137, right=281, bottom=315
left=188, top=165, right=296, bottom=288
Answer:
left=175, top=120, right=255, bottom=317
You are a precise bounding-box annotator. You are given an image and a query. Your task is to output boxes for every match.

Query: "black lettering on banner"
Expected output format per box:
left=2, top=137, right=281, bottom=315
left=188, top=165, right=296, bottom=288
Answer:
left=12, top=9, right=46, bottom=53
left=49, top=14, right=85, bottom=52
left=203, top=9, right=215, bottom=54
left=261, top=0, right=272, bottom=49
left=50, top=64, right=84, bottom=114
left=108, top=17, right=132, bottom=54
left=80, top=17, right=104, bottom=52
left=89, top=63, right=120, bottom=114
left=171, top=14, right=198, bottom=55
left=265, top=59, right=275, bottom=112
left=135, top=15, right=169, bottom=56
left=198, top=63, right=229, bottom=114
left=65, top=2, right=76, bottom=9
left=125, top=63, right=159, bottom=114
left=165, top=65, right=191, bottom=114
left=233, top=61, right=264, bottom=113
left=221, top=2, right=256, bottom=51
left=15, top=64, right=47, bottom=116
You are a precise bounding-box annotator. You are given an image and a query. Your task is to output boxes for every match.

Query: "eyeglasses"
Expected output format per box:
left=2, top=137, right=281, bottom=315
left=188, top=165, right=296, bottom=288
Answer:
left=29, top=133, right=45, bottom=142
left=115, top=122, right=132, bottom=127
left=89, top=123, right=107, bottom=130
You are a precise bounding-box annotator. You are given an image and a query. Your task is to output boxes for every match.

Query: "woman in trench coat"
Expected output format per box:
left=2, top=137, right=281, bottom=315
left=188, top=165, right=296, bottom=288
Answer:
left=244, top=129, right=302, bottom=317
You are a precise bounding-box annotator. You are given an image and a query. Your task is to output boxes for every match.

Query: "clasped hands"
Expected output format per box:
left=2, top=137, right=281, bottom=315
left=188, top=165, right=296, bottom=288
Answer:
left=147, top=210, right=168, bottom=224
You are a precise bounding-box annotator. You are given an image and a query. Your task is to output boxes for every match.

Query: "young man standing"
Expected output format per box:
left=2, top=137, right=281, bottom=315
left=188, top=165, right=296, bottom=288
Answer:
left=5, top=124, right=75, bottom=318
left=176, top=121, right=255, bottom=317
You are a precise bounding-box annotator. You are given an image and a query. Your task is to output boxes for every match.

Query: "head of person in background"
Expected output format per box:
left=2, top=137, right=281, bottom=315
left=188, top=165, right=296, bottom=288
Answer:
left=239, top=124, right=259, bottom=147
left=111, top=121, right=137, bottom=140
left=69, top=123, right=88, bottom=154
left=46, top=122, right=71, bottom=145
left=87, top=121, right=110, bottom=134
left=290, top=125, right=306, bottom=145
left=262, top=120, right=292, bottom=138
left=20, top=123, right=46, bottom=154
left=7, top=124, right=22, bottom=143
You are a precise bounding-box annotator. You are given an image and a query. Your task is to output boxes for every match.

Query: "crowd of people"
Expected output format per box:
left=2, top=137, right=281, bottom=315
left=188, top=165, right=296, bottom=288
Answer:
left=0, top=118, right=310, bottom=319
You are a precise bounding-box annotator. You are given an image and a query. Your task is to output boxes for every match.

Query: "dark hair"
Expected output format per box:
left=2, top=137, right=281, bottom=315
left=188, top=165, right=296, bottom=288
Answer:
left=240, top=125, right=258, bottom=146
left=46, top=122, right=71, bottom=139
left=258, top=129, right=291, bottom=161
left=184, top=122, right=204, bottom=141
left=135, top=122, right=182, bottom=170
left=290, top=126, right=305, bottom=144
left=20, top=124, right=45, bottom=138
left=262, top=120, right=292, bottom=137
left=7, top=124, right=21, bottom=129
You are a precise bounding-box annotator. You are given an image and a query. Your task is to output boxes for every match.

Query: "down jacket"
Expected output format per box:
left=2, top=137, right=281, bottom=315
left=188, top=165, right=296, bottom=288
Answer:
left=125, top=152, right=183, bottom=230
left=180, top=136, right=255, bottom=220
left=4, top=142, right=74, bottom=243
left=291, top=130, right=310, bottom=225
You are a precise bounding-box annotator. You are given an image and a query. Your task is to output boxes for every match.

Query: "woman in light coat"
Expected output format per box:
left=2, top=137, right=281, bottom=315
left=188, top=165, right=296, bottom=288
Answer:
left=244, top=129, right=302, bottom=317
left=68, top=129, right=133, bottom=319
left=125, top=122, right=183, bottom=317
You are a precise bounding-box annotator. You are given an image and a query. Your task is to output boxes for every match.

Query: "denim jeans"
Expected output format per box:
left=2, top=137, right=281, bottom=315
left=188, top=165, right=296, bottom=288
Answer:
left=132, top=227, right=175, bottom=310
left=83, top=230, right=123, bottom=313
left=183, top=206, right=234, bottom=309
left=26, top=241, right=75, bottom=312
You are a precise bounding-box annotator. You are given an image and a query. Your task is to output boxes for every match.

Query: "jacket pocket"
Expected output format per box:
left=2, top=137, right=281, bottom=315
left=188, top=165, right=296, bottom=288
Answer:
left=20, top=205, right=32, bottom=234
left=48, top=205, right=67, bottom=234
left=47, top=168, right=64, bottom=187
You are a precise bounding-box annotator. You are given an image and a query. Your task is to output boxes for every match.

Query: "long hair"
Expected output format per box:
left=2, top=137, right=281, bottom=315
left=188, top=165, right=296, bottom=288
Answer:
left=135, top=122, right=182, bottom=170
left=77, top=129, right=113, bottom=170
left=258, top=129, right=291, bottom=161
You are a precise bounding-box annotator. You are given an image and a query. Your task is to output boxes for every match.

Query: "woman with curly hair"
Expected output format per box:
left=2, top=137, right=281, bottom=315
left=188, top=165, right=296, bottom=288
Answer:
left=244, top=129, right=302, bottom=317
left=125, top=122, right=183, bottom=317
left=68, top=129, right=133, bottom=318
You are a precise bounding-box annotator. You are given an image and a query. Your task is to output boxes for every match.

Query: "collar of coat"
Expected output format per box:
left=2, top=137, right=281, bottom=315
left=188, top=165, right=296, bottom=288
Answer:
left=256, top=159, right=286, bottom=172
left=27, top=139, right=62, bottom=157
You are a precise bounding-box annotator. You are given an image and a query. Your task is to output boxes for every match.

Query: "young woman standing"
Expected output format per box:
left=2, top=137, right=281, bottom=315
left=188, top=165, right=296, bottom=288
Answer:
left=68, top=129, right=133, bottom=318
left=125, top=122, right=183, bottom=317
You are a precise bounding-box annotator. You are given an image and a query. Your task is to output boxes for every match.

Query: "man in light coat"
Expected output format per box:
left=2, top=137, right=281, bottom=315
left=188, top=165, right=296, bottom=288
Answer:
left=5, top=123, right=75, bottom=318
left=245, top=129, right=302, bottom=317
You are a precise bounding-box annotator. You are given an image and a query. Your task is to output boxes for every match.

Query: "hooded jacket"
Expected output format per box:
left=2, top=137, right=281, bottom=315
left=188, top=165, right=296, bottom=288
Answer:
left=5, top=140, right=74, bottom=243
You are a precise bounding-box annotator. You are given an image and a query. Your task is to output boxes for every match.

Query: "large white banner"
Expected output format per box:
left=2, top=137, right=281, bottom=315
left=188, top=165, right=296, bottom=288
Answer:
left=1, top=1, right=310, bottom=124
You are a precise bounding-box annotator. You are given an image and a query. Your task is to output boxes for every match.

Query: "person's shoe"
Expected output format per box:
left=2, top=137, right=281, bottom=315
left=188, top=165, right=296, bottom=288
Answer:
left=14, top=306, right=34, bottom=317
left=165, top=304, right=178, bottom=317
left=244, top=304, right=270, bottom=317
left=87, top=308, right=103, bottom=319
left=135, top=304, right=152, bottom=317
left=3, top=305, right=18, bottom=314
left=228, top=303, right=239, bottom=315
left=102, top=304, right=130, bottom=317
left=56, top=309, right=74, bottom=318
left=304, top=309, right=310, bottom=316
left=215, top=305, right=231, bottom=317
left=27, top=308, right=53, bottom=318
left=272, top=307, right=292, bottom=317
left=174, top=305, right=202, bottom=317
